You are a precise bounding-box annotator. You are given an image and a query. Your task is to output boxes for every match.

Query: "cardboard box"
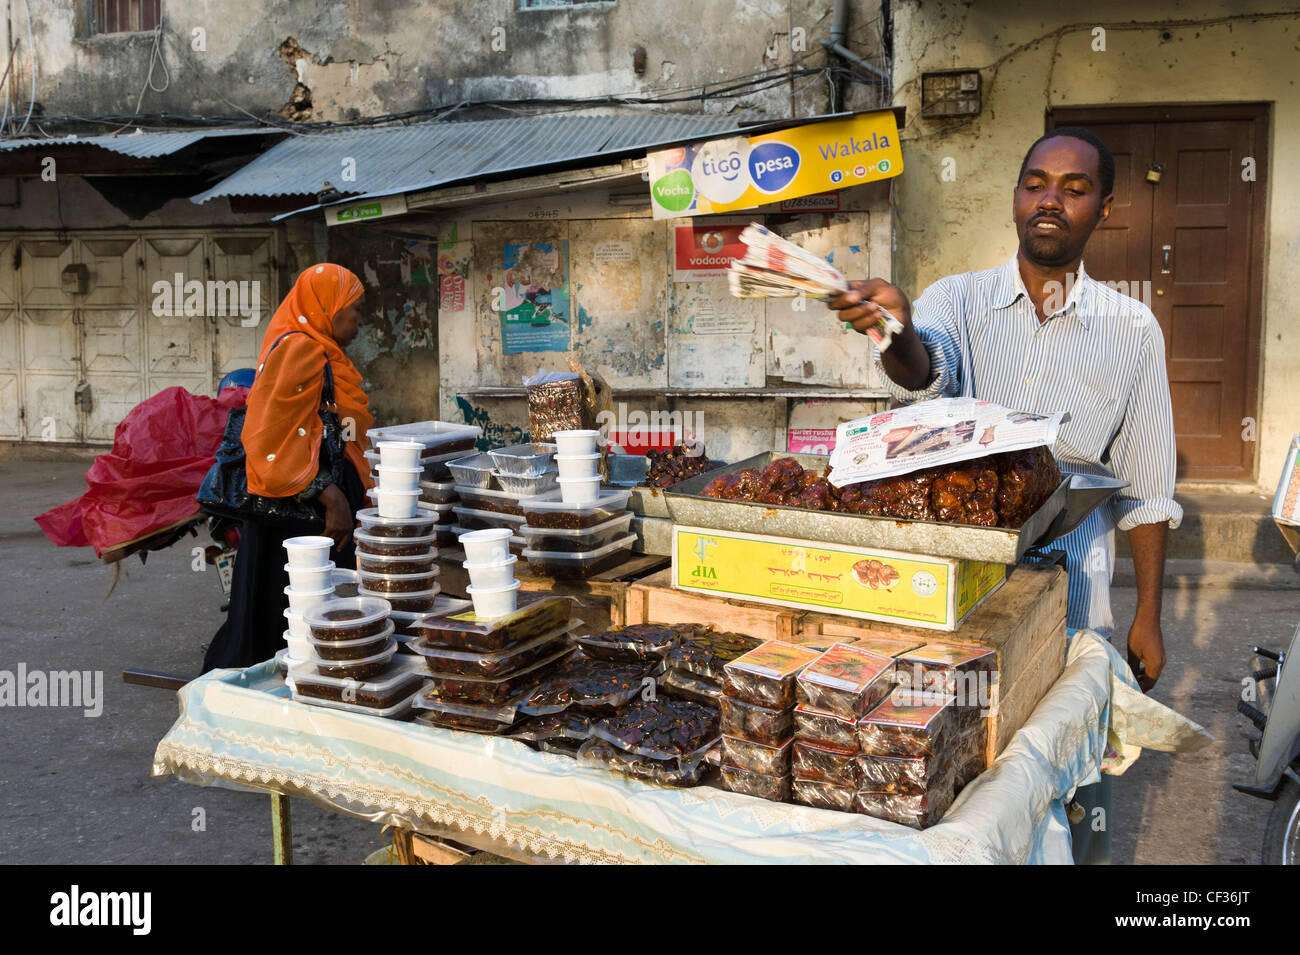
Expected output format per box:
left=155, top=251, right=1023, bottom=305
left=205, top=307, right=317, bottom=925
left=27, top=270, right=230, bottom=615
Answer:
left=671, top=525, right=1006, bottom=632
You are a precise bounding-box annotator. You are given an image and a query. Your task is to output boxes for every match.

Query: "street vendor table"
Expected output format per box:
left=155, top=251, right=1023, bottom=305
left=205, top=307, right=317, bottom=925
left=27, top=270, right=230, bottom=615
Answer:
left=152, top=631, right=1206, bottom=864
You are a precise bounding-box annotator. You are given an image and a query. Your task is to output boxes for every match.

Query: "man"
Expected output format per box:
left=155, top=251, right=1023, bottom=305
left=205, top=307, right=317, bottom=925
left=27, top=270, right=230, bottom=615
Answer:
left=830, top=127, right=1182, bottom=863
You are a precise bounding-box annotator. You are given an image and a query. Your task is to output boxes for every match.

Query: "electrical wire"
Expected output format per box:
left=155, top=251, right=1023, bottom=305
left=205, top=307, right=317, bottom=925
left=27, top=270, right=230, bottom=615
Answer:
left=15, top=0, right=34, bottom=134
left=107, top=8, right=171, bottom=135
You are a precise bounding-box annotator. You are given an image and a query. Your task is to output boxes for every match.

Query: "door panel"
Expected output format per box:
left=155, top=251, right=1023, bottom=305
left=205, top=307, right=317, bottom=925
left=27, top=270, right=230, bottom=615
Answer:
left=22, top=372, right=79, bottom=443
left=78, top=237, right=140, bottom=308
left=143, top=235, right=211, bottom=389
left=82, top=375, right=143, bottom=443
left=210, top=234, right=275, bottom=379
left=20, top=240, right=74, bottom=308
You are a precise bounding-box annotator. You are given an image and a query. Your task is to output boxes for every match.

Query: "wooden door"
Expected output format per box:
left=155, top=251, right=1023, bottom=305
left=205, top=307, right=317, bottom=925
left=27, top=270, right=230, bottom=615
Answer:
left=1051, top=106, right=1267, bottom=481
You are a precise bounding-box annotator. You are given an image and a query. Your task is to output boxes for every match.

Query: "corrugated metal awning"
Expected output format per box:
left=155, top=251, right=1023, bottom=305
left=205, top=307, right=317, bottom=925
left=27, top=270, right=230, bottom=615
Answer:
left=189, top=113, right=818, bottom=207
left=0, top=126, right=284, bottom=158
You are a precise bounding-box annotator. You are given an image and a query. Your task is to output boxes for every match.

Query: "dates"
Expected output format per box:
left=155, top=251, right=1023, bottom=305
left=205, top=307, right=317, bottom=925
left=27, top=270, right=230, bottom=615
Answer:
left=524, top=547, right=630, bottom=580
left=371, top=589, right=439, bottom=613
left=666, top=629, right=761, bottom=683
left=858, top=753, right=952, bottom=796
left=413, top=595, right=572, bottom=654
left=309, top=633, right=392, bottom=661
left=793, top=704, right=858, bottom=751
left=640, top=444, right=713, bottom=489
left=359, top=571, right=440, bottom=594
left=295, top=674, right=423, bottom=709
left=856, top=764, right=956, bottom=829
left=520, top=656, right=657, bottom=716
left=409, top=629, right=572, bottom=679
left=661, top=668, right=722, bottom=704
left=722, top=734, right=791, bottom=775
left=792, top=740, right=860, bottom=788
left=720, top=763, right=790, bottom=802
left=357, top=554, right=437, bottom=574
left=795, top=644, right=895, bottom=720
left=309, top=608, right=388, bottom=642
left=421, top=646, right=574, bottom=706
left=573, top=623, right=705, bottom=664
left=722, top=640, right=821, bottom=709
left=508, top=711, right=593, bottom=743
left=590, top=698, right=719, bottom=760
left=577, top=738, right=707, bottom=788
left=718, top=695, right=794, bottom=747
left=858, top=691, right=955, bottom=758
left=791, top=778, right=855, bottom=812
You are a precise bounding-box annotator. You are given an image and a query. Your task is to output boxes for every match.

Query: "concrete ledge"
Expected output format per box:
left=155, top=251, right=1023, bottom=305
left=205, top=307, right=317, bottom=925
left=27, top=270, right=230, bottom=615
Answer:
left=1116, top=490, right=1293, bottom=564
left=1113, top=558, right=1300, bottom=591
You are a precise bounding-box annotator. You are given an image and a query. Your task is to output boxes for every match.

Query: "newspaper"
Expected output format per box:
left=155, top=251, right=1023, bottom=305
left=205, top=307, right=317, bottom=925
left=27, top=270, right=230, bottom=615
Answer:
left=727, top=222, right=903, bottom=350
left=826, top=398, right=1064, bottom=488
left=1272, top=433, right=1300, bottom=526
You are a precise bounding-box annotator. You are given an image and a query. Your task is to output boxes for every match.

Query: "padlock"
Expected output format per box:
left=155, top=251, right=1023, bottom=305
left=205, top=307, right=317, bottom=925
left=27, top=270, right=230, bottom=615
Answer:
left=1145, top=163, right=1164, bottom=184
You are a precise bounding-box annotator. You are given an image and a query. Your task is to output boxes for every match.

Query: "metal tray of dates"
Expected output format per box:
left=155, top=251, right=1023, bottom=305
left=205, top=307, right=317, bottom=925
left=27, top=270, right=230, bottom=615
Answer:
left=664, top=452, right=1094, bottom=565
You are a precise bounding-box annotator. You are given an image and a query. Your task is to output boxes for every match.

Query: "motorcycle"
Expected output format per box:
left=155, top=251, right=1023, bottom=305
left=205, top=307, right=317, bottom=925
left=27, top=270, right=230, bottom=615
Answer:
left=1234, top=530, right=1300, bottom=864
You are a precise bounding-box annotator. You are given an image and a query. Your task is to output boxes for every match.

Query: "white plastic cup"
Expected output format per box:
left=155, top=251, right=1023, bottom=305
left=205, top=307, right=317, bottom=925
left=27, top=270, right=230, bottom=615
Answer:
left=284, top=560, right=336, bottom=592
left=552, top=429, right=599, bottom=455
left=376, top=440, right=423, bottom=470
left=466, top=579, right=522, bottom=618
left=459, top=527, right=512, bottom=564
left=283, top=584, right=334, bottom=614
left=375, top=487, right=420, bottom=519
left=284, top=536, right=333, bottom=567
left=283, top=607, right=311, bottom=639
left=463, top=555, right=518, bottom=590
left=555, top=452, right=600, bottom=479
left=558, top=474, right=601, bottom=505
left=375, top=465, right=422, bottom=492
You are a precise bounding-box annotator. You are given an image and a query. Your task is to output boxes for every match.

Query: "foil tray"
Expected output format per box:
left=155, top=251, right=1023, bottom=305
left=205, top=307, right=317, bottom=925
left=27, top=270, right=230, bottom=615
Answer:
left=664, top=452, right=1074, bottom=565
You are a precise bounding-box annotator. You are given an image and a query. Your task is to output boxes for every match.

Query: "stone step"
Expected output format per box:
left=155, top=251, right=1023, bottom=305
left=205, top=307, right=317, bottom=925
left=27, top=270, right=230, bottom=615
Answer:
left=1114, top=489, right=1293, bottom=564
left=1112, top=558, right=1299, bottom=591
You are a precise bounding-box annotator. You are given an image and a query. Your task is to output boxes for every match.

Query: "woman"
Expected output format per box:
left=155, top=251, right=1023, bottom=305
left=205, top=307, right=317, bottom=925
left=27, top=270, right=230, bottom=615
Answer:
left=203, top=264, right=374, bottom=671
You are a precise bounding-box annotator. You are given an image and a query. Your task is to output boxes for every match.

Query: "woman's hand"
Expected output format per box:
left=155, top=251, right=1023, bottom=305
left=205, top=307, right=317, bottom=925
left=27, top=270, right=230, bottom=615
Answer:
left=317, top=483, right=353, bottom=551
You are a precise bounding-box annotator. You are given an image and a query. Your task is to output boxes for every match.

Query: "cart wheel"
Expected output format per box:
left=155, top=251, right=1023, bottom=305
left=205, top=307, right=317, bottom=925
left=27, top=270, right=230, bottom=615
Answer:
left=1262, top=772, right=1300, bottom=865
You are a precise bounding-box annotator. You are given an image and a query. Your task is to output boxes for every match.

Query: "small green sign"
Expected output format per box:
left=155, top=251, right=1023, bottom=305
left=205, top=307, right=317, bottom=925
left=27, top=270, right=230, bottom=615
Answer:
left=651, top=169, right=695, bottom=213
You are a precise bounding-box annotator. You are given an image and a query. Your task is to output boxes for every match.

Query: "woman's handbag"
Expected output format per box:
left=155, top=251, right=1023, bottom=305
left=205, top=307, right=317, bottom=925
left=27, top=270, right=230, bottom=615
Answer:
left=196, top=331, right=348, bottom=527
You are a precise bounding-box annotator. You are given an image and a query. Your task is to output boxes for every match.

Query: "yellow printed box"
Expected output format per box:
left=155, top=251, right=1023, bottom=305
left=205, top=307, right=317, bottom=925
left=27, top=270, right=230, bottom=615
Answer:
left=671, top=525, right=1006, bottom=632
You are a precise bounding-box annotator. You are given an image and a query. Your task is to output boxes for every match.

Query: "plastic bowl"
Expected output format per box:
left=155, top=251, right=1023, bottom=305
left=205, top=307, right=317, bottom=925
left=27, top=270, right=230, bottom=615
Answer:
left=558, top=474, right=601, bottom=505
left=463, top=555, right=518, bottom=590
left=375, top=487, right=420, bottom=519
left=283, top=607, right=311, bottom=639
left=375, top=465, right=422, bottom=492
left=284, top=536, right=333, bottom=567
left=283, top=583, right=335, bottom=614
left=331, top=567, right=360, bottom=598
left=303, top=595, right=392, bottom=641
left=459, top=527, right=513, bottom=563
left=466, top=579, right=522, bottom=618
left=555, top=452, right=600, bottom=479
left=375, top=440, right=423, bottom=470
left=284, top=560, right=336, bottom=592
left=552, top=429, right=599, bottom=455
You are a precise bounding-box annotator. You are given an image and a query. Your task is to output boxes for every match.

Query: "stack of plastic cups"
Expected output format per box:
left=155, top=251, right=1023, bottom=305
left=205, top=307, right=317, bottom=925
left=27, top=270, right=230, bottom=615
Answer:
left=282, top=536, right=336, bottom=668
left=460, top=528, right=520, bottom=618
left=553, top=429, right=601, bottom=506
left=373, top=440, right=424, bottom=519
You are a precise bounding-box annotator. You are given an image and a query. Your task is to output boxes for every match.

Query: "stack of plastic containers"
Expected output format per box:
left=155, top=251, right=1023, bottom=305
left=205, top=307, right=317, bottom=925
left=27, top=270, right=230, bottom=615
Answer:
left=552, top=429, right=601, bottom=505
left=366, top=421, right=481, bottom=550
left=459, top=528, right=522, bottom=618
left=517, top=486, right=635, bottom=580
left=281, top=535, right=338, bottom=669
left=447, top=443, right=558, bottom=557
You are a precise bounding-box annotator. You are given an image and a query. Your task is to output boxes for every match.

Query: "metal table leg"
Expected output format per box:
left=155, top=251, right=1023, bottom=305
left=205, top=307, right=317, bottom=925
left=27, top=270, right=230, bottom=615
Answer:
left=271, top=792, right=293, bottom=865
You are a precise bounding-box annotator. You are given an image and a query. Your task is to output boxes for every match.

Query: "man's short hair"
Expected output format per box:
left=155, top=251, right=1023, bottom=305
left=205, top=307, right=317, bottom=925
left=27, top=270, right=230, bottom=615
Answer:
left=1017, top=127, right=1115, bottom=196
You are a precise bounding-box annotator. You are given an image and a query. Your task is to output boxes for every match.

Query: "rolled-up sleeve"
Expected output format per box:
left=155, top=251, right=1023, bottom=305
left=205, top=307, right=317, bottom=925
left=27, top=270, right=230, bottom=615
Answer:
left=1108, top=322, right=1183, bottom=531
left=871, top=278, right=963, bottom=404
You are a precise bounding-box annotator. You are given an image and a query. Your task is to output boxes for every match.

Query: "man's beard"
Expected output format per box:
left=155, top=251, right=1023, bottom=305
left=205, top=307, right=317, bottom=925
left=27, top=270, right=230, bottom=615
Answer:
left=1022, top=232, right=1077, bottom=267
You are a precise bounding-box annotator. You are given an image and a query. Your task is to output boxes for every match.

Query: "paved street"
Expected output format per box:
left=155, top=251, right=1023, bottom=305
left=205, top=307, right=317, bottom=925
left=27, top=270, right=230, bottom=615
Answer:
left=0, top=457, right=1294, bottom=864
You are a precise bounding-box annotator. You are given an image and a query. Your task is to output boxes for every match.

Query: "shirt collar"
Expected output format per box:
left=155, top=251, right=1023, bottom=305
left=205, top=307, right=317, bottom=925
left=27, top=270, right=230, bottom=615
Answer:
left=992, top=256, right=1093, bottom=329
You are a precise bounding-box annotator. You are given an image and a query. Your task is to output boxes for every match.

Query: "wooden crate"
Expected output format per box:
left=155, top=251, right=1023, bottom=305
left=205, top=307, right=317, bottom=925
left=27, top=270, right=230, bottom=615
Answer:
left=624, top=562, right=1068, bottom=764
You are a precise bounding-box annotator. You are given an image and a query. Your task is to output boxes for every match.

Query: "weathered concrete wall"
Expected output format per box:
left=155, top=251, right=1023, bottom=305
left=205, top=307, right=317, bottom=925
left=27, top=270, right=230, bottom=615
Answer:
left=21, top=1, right=886, bottom=126
left=890, top=1, right=1300, bottom=486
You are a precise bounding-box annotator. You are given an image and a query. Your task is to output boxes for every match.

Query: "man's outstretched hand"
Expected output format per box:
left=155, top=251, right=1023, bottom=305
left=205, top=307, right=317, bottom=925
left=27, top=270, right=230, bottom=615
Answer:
left=828, top=278, right=913, bottom=334
left=1126, top=613, right=1166, bottom=692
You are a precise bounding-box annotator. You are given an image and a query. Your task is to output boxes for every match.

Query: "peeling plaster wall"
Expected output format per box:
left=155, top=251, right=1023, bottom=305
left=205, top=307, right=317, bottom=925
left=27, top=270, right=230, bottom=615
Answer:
left=24, top=0, right=887, bottom=125
left=890, top=0, right=1299, bottom=485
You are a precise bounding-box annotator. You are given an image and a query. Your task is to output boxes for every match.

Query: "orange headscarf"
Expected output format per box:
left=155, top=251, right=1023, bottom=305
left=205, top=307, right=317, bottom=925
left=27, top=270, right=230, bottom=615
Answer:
left=243, top=264, right=375, bottom=498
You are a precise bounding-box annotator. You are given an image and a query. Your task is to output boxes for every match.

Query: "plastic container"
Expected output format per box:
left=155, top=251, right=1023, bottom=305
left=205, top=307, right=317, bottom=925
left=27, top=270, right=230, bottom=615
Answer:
left=283, top=607, right=311, bottom=639
left=284, top=536, right=333, bottom=567
left=309, top=637, right=398, bottom=680
left=282, top=626, right=312, bottom=662
left=606, top=453, right=650, bottom=487
left=375, top=486, right=421, bottom=519
left=793, top=704, right=859, bottom=751
left=857, top=690, right=957, bottom=758
left=449, top=525, right=525, bottom=557
left=792, top=740, right=861, bottom=788
left=307, top=621, right=396, bottom=661
left=519, top=488, right=631, bottom=529
left=493, top=469, right=559, bottom=498
left=356, top=550, right=438, bottom=575
left=331, top=567, right=360, bottom=598
left=283, top=584, right=334, bottom=614
left=433, top=525, right=459, bottom=548
left=522, top=533, right=636, bottom=581
left=375, top=465, right=422, bottom=493
left=357, top=566, right=441, bottom=595
left=557, top=474, right=601, bottom=505
left=588, top=698, right=719, bottom=761
left=571, top=622, right=696, bottom=664
left=795, top=643, right=896, bottom=720
left=508, top=710, right=593, bottom=744
left=284, top=560, right=336, bottom=593
left=366, top=420, right=481, bottom=456
left=551, top=429, right=599, bottom=455
left=418, top=478, right=458, bottom=505
left=660, top=668, right=722, bottom=705
left=303, top=596, right=391, bottom=641
left=458, top=527, right=512, bottom=564
left=414, top=500, right=457, bottom=525
left=408, top=626, right=572, bottom=679
left=375, top=440, right=423, bottom=469
left=791, top=778, right=856, bottom=812
left=858, top=751, right=954, bottom=796
left=354, top=529, right=436, bottom=557
left=722, top=640, right=822, bottom=710
left=454, top=485, right=524, bottom=516
left=447, top=453, right=498, bottom=488
left=412, top=594, right=572, bottom=653
left=519, top=655, right=658, bottom=717
left=467, top=579, right=521, bottom=618
left=412, top=695, right=523, bottom=735
left=421, top=448, right=472, bottom=482
left=518, top=511, right=634, bottom=553
left=554, top=452, right=600, bottom=478
left=355, top=507, right=435, bottom=538
left=720, top=763, right=791, bottom=802
left=718, top=695, right=794, bottom=746
left=420, top=646, right=575, bottom=706
left=388, top=597, right=471, bottom=639
left=723, top=734, right=793, bottom=776
left=452, top=505, right=527, bottom=533
left=463, top=555, right=518, bottom=590
left=489, top=442, right=558, bottom=477
left=666, top=630, right=764, bottom=683
left=358, top=583, right=440, bottom=614
left=288, top=652, right=427, bottom=712
left=895, top=642, right=997, bottom=701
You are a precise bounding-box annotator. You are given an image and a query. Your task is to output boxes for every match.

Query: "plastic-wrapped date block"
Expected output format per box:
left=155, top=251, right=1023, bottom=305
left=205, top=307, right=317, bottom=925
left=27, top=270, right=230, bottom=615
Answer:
left=590, top=698, right=718, bottom=761
left=412, top=594, right=572, bottom=653
left=857, top=753, right=953, bottom=796
left=666, top=629, right=762, bottom=683
left=792, top=740, right=861, bottom=789
left=720, top=763, right=790, bottom=802
left=407, top=627, right=572, bottom=678
left=718, top=695, right=794, bottom=747
left=520, top=655, right=659, bottom=717
left=573, top=623, right=704, bottom=664
left=951, top=725, right=987, bottom=790
left=858, top=691, right=956, bottom=758
left=420, top=647, right=574, bottom=706
left=412, top=695, right=523, bottom=735
left=577, top=737, right=707, bottom=788
left=722, top=734, right=791, bottom=775
left=855, top=764, right=956, bottom=829
left=795, top=643, right=896, bottom=720
left=508, top=711, right=592, bottom=743
left=793, top=704, right=858, bottom=751
left=791, top=778, right=856, bottom=812
left=661, top=668, right=722, bottom=704
left=722, top=640, right=821, bottom=709
left=896, top=642, right=996, bottom=704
